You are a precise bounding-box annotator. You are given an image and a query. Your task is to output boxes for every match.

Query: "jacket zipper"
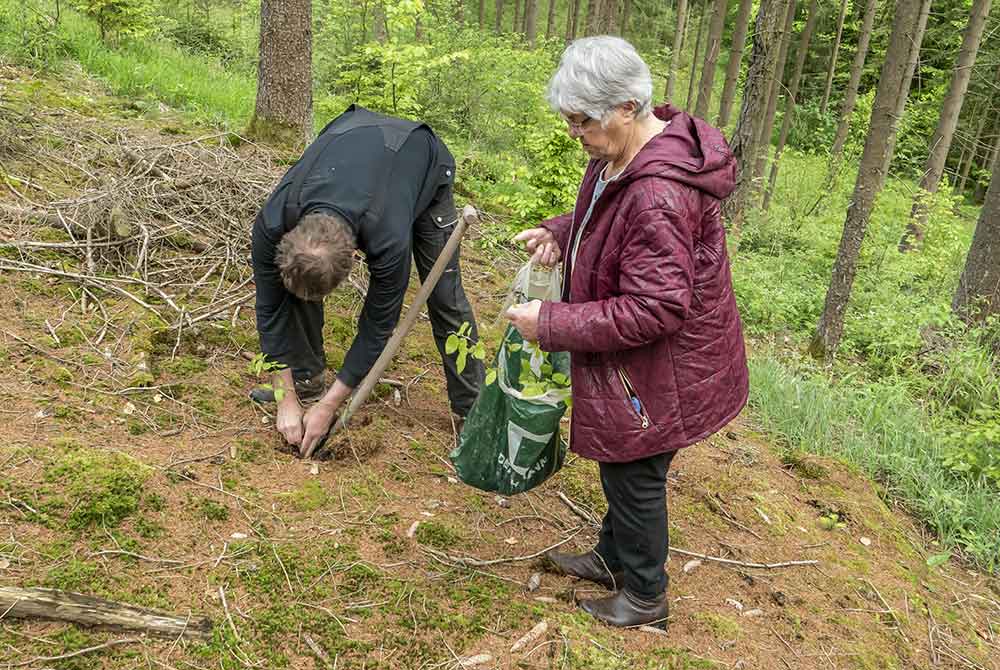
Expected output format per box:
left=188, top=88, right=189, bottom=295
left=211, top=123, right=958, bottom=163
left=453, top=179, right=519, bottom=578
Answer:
left=617, top=367, right=650, bottom=429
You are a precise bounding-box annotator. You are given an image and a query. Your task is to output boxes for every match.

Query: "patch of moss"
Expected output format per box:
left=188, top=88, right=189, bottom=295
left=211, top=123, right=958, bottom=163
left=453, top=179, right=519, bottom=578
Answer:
left=782, top=451, right=830, bottom=479
left=414, top=520, right=463, bottom=549
left=198, top=498, right=230, bottom=521
left=694, top=612, right=742, bottom=639
left=44, top=447, right=152, bottom=529
left=282, top=479, right=331, bottom=512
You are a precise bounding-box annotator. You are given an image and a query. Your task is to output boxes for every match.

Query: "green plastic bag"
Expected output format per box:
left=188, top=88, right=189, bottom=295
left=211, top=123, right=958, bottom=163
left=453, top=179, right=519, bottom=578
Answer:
left=450, top=260, right=571, bottom=496
left=450, top=324, right=570, bottom=495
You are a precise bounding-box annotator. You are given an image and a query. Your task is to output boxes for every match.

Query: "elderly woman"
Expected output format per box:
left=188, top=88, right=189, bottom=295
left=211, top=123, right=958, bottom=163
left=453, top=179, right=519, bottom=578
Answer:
left=507, top=36, right=749, bottom=629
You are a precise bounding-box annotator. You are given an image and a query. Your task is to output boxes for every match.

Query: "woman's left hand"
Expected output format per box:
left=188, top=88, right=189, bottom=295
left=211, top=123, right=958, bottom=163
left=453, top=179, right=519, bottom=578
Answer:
left=506, top=300, right=542, bottom=342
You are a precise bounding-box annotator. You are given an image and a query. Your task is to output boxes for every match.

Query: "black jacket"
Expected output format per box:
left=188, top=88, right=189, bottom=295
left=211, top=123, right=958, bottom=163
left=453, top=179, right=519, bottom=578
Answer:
left=252, top=105, right=457, bottom=387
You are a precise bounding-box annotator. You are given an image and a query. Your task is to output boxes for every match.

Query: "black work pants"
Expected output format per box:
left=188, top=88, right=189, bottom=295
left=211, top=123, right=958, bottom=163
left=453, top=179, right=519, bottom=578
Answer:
left=594, top=449, right=676, bottom=600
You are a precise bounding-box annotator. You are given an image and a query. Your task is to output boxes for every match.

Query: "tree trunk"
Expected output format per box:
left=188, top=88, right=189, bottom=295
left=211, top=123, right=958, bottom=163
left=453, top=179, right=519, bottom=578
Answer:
left=716, top=0, right=754, bottom=127
left=953, top=169, right=1000, bottom=326
left=723, top=0, right=791, bottom=229
left=251, top=0, right=312, bottom=148
left=494, top=0, right=504, bottom=31
left=602, top=0, right=619, bottom=33
left=513, top=0, right=522, bottom=33
left=480, top=0, right=486, bottom=28
left=665, top=0, right=689, bottom=102
left=901, top=0, right=992, bottom=251
left=973, top=123, right=999, bottom=202
left=686, top=0, right=708, bottom=110
left=374, top=1, right=387, bottom=43
left=820, top=0, right=848, bottom=115
left=753, top=0, right=797, bottom=184
left=763, top=0, right=819, bottom=210
left=585, top=0, right=601, bottom=34
left=567, top=0, right=580, bottom=41
left=546, top=0, right=557, bottom=38
left=959, top=115, right=987, bottom=194
left=809, top=0, right=930, bottom=362
left=525, top=0, right=538, bottom=44
left=0, top=586, right=212, bottom=640
left=883, top=0, right=931, bottom=175
left=828, top=0, right=878, bottom=169
left=620, top=0, right=631, bottom=37
left=694, top=0, right=729, bottom=119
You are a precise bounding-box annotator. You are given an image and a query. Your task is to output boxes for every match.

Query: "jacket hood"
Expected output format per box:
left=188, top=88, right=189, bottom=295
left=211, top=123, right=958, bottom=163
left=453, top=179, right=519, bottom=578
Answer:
left=620, top=104, right=736, bottom=201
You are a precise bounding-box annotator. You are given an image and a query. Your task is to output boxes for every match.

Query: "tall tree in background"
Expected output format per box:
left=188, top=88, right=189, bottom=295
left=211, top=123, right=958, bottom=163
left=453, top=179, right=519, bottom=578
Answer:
left=883, top=0, right=931, bottom=174
left=495, top=0, right=504, bottom=32
left=665, top=0, right=688, bottom=102
left=524, top=0, right=538, bottom=44
left=585, top=0, right=601, bottom=34
left=620, top=0, right=631, bottom=37
left=685, top=0, right=707, bottom=110
left=975, top=121, right=1000, bottom=202
left=809, top=0, right=931, bottom=361
left=600, top=0, right=619, bottom=32
left=546, top=0, right=557, bottom=38
left=566, top=0, right=580, bottom=41
left=820, top=0, right=848, bottom=115
left=716, top=0, right=754, bottom=127
left=953, top=171, right=1000, bottom=327
left=694, top=0, right=729, bottom=119
left=763, top=0, right=819, bottom=210
left=723, top=0, right=791, bottom=229
left=513, top=0, right=522, bottom=33
left=901, top=0, right=993, bottom=251
left=753, top=0, right=797, bottom=183
left=959, top=114, right=988, bottom=193
left=251, top=0, right=312, bottom=147
left=479, top=0, right=486, bottom=29
left=828, top=0, right=878, bottom=170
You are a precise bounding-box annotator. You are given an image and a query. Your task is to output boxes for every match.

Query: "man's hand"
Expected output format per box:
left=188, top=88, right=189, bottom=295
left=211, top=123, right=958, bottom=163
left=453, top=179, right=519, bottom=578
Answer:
left=276, top=399, right=305, bottom=445
left=300, top=401, right=339, bottom=457
left=514, top=228, right=561, bottom=267
left=298, top=378, right=354, bottom=458
left=506, top=299, right=542, bottom=342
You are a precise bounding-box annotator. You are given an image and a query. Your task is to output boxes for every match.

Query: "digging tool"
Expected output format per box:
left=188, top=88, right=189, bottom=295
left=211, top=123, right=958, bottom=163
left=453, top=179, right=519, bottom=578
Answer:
left=301, top=204, right=480, bottom=459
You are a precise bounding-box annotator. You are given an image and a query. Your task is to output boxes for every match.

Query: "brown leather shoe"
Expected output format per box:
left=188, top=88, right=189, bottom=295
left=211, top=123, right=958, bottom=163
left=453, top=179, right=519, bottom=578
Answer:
left=579, top=589, right=669, bottom=629
left=544, top=550, right=624, bottom=591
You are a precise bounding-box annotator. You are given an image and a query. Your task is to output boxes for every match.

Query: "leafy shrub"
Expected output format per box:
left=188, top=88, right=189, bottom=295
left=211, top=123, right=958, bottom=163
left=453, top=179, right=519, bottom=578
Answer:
left=944, top=407, right=1000, bottom=488
left=75, top=0, right=155, bottom=42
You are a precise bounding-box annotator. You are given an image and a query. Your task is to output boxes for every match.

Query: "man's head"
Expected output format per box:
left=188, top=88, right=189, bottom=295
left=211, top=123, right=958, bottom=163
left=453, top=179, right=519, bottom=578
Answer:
left=276, top=212, right=356, bottom=302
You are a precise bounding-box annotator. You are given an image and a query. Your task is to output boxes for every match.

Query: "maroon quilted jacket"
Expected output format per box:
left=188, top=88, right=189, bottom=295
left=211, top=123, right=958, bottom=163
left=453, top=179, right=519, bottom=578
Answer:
left=537, top=104, right=749, bottom=463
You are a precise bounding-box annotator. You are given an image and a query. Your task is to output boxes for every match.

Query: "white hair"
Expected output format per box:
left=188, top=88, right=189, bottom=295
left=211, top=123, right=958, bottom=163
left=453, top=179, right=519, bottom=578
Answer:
left=546, top=36, right=654, bottom=125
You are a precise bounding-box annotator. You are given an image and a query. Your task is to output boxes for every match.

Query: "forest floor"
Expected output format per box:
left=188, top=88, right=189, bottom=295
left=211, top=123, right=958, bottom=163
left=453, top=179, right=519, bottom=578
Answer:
left=0, top=63, right=998, bottom=670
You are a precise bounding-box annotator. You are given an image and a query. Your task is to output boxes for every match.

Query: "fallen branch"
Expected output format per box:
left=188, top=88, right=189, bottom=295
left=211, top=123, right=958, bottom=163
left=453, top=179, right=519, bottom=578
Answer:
left=420, top=527, right=583, bottom=568
left=556, top=492, right=599, bottom=525
left=0, top=586, right=211, bottom=639
left=668, top=547, right=817, bottom=570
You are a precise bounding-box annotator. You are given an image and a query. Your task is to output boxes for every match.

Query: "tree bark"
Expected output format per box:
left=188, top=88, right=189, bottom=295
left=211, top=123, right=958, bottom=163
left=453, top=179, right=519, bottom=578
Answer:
left=495, top=0, right=505, bottom=32
left=480, top=0, right=487, bottom=28
left=883, top=0, right=931, bottom=175
left=546, top=0, right=557, bottom=38
left=665, top=0, right=689, bottom=102
left=251, top=0, right=312, bottom=148
left=716, top=0, right=754, bottom=127
left=374, top=1, right=387, bottom=43
left=602, top=0, right=619, bottom=33
left=959, top=115, right=987, bottom=194
left=723, top=0, right=791, bottom=229
left=686, top=0, right=708, bottom=110
left=973, top=121, right=999, bottom=202
left=753, top=0, right=797, bottom=184
left=820, top=0, right=849, bottom=115
left=620, top=0, right=631, bottom=37
left=809, top=0, right=930, bottom=362
left=567, top=0, right=580, bottom=41
left=828, top=0, right=878, bottom=169
left=694, top=0, right=729, bottom=119
left=954, top=168, right=1000, bottom=326
left=585, top=0, right=601, bottom=34
left=513, top=0, right=522, bottom=33
left=901, top=0, right=993, bottom=250
left=0, top=586, right=212, bottom=640
left=525, top=0, right=538, bottom=44
left=763, top=0, right=819, bottom=210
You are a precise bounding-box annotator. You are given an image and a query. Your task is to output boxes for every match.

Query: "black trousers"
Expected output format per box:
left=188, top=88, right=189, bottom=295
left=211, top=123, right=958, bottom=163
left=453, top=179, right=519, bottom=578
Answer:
left=594, top=449, right=677, bottom=600
left=281, top=214, right=484, bottom=417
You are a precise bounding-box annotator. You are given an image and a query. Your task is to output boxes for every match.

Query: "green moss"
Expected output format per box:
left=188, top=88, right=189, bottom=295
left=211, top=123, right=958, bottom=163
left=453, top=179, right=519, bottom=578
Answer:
left=161, top=354, right=208, bottom=376
left=282, top=479, right=331, bottom=512
left=198, top=498, right=230, bottom=521
left=414, top=520, right=463, bottom=549
left=694, top=612, right=742, bottom=640
left=782, top=451, right=830, bottom=479
left=44, top=447, right=152, bottom=529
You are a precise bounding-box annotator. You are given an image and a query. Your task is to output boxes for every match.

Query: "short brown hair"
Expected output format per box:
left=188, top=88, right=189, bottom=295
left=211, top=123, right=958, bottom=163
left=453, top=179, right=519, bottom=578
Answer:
left=276, top=212, right=356, bottom=301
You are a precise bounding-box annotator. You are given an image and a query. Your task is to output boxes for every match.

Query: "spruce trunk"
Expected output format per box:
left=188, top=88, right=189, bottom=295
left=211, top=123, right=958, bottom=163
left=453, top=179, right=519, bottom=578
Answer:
left=666, top=0, right=689, bottom=102
left=695, top=0, right=729, bottom=119
left=753, top=0, right=797, bottom=185
left=828, top=0, right=878, bottom=170
left=716, top=0, right=754, bottom=127
left=251, top=0, right=312, bottom=148
left=820, top=0, right=848, bottom=115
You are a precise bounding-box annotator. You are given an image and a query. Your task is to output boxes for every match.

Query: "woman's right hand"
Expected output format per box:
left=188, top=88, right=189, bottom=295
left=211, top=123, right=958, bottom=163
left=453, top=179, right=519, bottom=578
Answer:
left=514, top=228, right=561, bottom=267
left=276, top=397, right=305, bottom=446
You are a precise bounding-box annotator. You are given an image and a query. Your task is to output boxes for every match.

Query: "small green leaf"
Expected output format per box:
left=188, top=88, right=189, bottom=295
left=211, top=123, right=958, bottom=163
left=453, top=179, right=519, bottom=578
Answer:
left=926, top=552, right=950, bottom=569
left=508, top=343, right=522, bottom=352
left=552, top=372, right=568, bottom=385
left=485, top=369, right=497, bottom=385
left=458, top=322, right=470, bottom=336
left=446, top=333, right=460, bottom=355
left=457, top=349, right=468, bottom=374
left=473, top=341, right=486, bottom=360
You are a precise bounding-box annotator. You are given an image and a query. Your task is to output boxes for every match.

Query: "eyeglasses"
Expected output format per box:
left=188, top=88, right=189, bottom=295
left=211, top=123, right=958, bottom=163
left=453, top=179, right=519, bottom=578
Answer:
left=563, top=115, right=596, bottom=133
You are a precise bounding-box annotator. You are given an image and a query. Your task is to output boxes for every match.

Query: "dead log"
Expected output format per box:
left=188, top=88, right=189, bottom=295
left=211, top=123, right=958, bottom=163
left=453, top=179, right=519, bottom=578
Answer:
left=0, top=586, right=212, bottom=640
